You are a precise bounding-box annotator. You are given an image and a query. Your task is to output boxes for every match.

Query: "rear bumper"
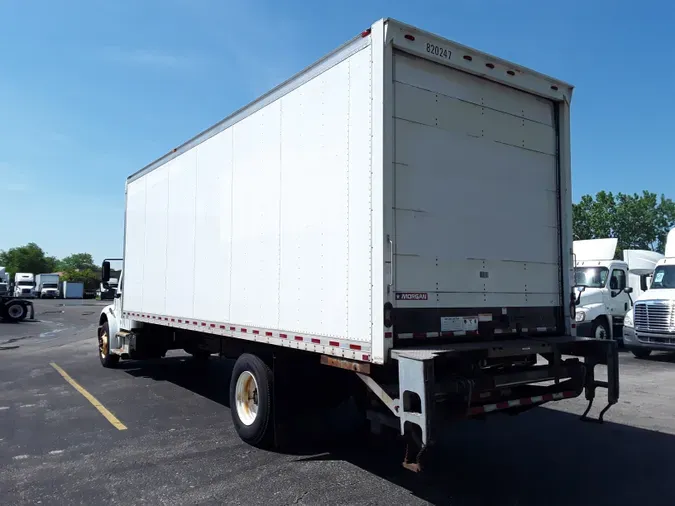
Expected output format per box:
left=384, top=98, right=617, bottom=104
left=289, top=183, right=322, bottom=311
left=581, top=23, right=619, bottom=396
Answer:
left=390, top=335, right=619, bottom=445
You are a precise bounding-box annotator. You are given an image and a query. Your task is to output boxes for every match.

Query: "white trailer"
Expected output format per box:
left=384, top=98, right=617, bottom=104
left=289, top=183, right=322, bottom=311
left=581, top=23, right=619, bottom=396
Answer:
left=99, top=18, right=619, bottom=469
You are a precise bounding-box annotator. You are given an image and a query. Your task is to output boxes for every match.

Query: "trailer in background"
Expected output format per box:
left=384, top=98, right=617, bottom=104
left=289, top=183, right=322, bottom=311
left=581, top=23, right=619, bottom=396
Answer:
left=62, top=281, right=84, bottom=299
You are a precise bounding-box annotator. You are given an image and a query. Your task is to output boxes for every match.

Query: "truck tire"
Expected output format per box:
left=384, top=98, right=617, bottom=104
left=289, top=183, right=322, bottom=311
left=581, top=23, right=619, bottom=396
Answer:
left=229, top=354, right=274, bottom=448
left=591, top=318, right=609, bottom=339
left=631, top=349, right=652, bottom=359
left=98, top=321, right=120, bottom=368
left=3, top=301, right=27, bottom=322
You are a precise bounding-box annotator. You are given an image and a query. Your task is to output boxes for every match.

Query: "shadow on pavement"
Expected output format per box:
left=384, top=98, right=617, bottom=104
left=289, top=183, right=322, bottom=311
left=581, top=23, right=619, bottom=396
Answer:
left=119, top=355, right=675, bottom=506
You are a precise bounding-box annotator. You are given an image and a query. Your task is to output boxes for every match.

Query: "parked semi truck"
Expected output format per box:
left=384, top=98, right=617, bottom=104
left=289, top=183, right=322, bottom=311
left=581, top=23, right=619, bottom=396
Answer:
left=0, top=267, right=9, bottom=295
left=573, top=238, right=663, bottom=340
left=35, top=273, right=60, bottom=298
left=13, top=273, right=35, bottom=298
left=624, top=228, right=675, bottom=359
left=98, top=18, right=619, bottom=470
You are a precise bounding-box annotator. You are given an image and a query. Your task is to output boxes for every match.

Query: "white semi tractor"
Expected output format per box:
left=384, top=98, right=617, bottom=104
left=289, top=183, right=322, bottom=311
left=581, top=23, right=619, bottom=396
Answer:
left=98, top=18, right=619, bottom=469
left=13, top=273, right=35, bottom=298
left=573, top=238, right=663, bottom=340
left=624, top=229, right=675, bottom=359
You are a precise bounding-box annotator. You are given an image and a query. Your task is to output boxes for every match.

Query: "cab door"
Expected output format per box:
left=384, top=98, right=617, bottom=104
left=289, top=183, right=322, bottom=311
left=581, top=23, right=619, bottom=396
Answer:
left=608, top=267, right=630, bottom=336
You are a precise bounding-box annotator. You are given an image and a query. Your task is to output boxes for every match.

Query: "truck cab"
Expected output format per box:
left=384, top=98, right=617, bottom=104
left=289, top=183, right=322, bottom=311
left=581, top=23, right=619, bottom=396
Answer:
left=623, top=229, right=675, bottom=358
left=13, top=273, right=35, bottom=299
left=572, top=238, right=661, bottom=340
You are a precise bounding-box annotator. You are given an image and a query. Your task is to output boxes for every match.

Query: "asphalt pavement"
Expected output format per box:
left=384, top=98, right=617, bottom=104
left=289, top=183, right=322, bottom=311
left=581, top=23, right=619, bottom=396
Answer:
left=2, top=300, right=675, bottom=505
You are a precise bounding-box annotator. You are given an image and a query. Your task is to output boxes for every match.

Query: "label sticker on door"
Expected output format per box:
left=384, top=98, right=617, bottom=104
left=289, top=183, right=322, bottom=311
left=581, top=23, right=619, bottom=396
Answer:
left=396, top=292, right=429, bottom=301
left=441, top=316, right=479, bottom=332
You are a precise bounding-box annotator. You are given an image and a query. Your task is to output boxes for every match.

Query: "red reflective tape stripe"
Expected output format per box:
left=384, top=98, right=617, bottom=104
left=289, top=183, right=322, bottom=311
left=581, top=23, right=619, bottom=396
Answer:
left=294, top=336, right=303, bottom=341
left=280, top=333, right=288, bottom=339
left=220, top=325, right=226, bottom=329
left=542, top=393, right=554, bottom=402
left=362, top=354, right=370, bottom=361
left=311, top=338, right=320, bottom=344
left=265, top=331, right=273, bottom=337
left=384, top=332, right=393, bottom=338
left=210, top=323, right=216, bottom=328
left=441, top=331, right=454, bottom=337
left=329, top=341, right=339, bottom=347
left=230, top=326, right=236, bottom=331
left=171, top=318, right=175, bottom=322
left=350, top=344, right=362, bottom=350
left=412, top=333, right=426, bottom=339
left=178, top=319, right=182, bottom=323
left=496, top=401, right=510, bottom=410
left=241, top=328, right=247, bottom=333
left=252, top=330, right=260, bottom=335
left=201, top=322, right=206, bottom=326
left=520, top=397, right=533, bottom=405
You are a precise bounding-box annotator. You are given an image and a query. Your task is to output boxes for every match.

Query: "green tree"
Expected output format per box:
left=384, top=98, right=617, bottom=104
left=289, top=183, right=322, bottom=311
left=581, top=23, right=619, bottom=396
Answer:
left=57, top=253, right=97, bottom=272
left=0, top=243, right=58, bottom=275
left=573, top=191, right=675, bottom=255
left=61, top=268, right=100, bottom=290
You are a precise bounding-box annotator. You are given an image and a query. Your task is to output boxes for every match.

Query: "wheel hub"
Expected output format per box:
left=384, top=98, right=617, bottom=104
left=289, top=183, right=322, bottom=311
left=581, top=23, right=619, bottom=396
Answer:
left=235, top=371, right=259, bottom=426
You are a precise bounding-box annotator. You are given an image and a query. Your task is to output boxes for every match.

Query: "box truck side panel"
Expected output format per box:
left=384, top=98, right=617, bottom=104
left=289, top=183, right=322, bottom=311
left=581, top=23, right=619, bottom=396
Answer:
left=193, top=129, right=234, bottom=322
left=123, top=44, right=375, bottom=347
left=391, top=50, right=562, bottom=335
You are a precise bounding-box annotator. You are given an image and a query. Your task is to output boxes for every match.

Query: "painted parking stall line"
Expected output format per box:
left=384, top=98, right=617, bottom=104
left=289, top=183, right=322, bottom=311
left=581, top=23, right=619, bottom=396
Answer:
left=49, top=362, right=127, bottom=431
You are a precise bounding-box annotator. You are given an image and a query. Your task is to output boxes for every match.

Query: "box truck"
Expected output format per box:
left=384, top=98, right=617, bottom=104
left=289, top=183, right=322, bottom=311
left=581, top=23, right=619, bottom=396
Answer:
left=35, top=273, right=60, bottom=298
left=98, top=18, right=619, bottom=470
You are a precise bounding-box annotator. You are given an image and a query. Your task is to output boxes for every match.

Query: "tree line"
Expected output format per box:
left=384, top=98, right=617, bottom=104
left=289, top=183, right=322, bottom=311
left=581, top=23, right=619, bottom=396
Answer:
left=0, top=243, right=100, bottom=288
left=573, top=190, right=675, bottom=257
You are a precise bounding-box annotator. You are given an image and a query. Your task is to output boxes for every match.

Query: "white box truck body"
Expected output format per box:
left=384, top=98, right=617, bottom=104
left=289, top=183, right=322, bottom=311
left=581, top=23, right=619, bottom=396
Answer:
left=99, top=18, right=619, bottom=466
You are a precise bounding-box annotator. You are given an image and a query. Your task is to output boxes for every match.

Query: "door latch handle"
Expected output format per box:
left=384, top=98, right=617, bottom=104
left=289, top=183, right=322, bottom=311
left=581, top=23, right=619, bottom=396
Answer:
left=387, top=235, right=394, bottom=287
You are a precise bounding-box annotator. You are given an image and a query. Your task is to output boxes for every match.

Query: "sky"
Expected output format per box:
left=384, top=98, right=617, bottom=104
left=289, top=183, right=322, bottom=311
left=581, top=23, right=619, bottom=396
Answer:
left=1, top=0, right=674, bottom=263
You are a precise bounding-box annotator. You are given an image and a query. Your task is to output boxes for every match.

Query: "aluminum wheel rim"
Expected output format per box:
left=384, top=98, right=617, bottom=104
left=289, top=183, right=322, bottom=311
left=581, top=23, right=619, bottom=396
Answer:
left=7, top=305, right=24, bottom=319
left=99, top=329, right=108, bottom=359
left=235, top=371, right=259, bottom=426
left=595, top=325, right=607, bottom=339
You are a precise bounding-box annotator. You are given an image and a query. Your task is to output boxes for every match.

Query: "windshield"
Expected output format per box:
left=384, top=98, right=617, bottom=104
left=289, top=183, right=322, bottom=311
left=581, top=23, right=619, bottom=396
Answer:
left=17, top=280, right=33, bottom=286
left=649, top=265, right=675, bottom=289
left=574, top=267, right=609, bottom=288
left=43, top=283, right=58, bottom=288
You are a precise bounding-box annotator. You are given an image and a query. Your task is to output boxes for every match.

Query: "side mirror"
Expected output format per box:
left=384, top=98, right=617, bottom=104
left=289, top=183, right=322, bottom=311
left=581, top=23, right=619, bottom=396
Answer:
left=102, top=261, right=111, bottom=283
left=640, top=276, right=649, bottom=291
left=624, top=287, right=633, bottom=294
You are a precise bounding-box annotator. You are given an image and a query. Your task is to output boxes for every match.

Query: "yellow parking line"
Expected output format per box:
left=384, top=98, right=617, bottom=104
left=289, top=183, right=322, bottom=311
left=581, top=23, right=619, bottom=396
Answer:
left=49, top=362, right=127, bottom=431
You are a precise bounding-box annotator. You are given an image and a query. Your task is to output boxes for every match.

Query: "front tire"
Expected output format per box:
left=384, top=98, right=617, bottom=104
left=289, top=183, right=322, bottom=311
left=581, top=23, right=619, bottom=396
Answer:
left=592, top=319, right=609, bottom=339
left=631, top=348, right=652, bottom=359
left=229, top=354, right=274, bottom=448
left=98, top=321, right=120, bottom=368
